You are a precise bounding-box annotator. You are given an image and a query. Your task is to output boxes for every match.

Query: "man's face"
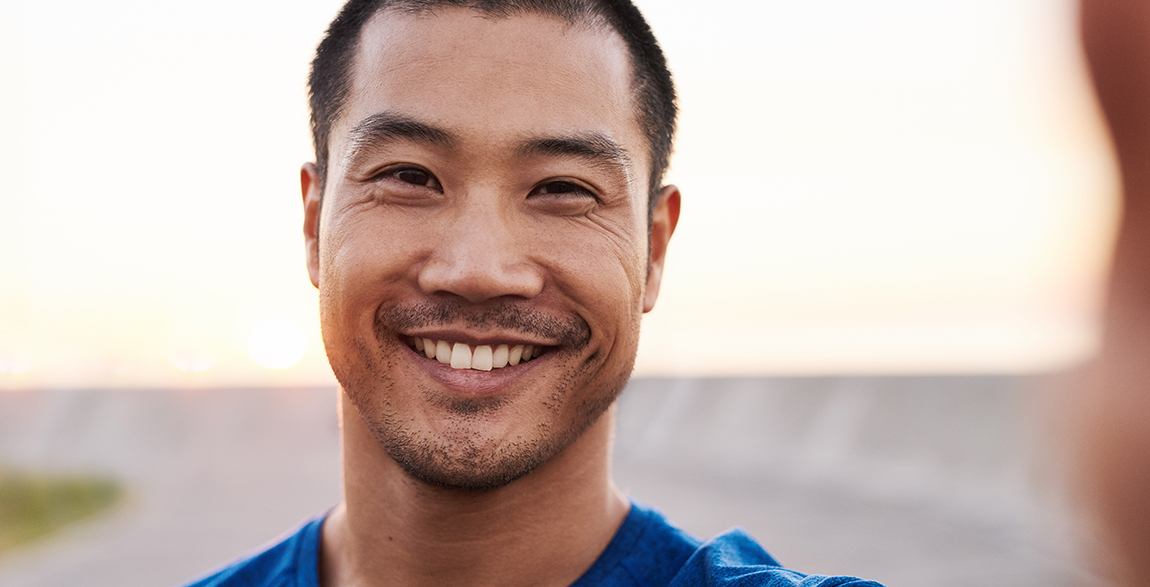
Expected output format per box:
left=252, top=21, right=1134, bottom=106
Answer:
left=302, top=8, right=678, bottom=490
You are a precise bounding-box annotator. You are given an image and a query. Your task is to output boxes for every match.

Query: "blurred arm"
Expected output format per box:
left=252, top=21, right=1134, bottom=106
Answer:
left=1078, top=1, right=1150, bottom=583
left=1082, top=0, right=1150, bottom=323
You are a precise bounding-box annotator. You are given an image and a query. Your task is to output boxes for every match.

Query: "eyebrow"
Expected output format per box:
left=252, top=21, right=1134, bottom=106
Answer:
left=342, top=111, right=633, bottom=181
left=515, top=133, right=633, bottom=180
left=342, top=111, right=457, bottom=169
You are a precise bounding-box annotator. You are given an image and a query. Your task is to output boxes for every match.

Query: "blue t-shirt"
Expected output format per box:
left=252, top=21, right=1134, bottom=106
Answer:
left=187, top=502, right=882, bottom=586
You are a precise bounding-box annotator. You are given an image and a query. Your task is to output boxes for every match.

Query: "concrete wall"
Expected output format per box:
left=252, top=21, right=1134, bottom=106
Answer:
left=0, top=375, right=1101, bottom=586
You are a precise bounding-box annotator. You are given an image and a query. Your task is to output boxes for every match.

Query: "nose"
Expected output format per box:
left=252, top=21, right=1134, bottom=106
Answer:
left=417, top=202, right=544, bottom=304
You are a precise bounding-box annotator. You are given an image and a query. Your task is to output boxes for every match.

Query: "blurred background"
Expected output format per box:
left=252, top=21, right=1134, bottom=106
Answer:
left=0, top=0, right=1118, bottom=585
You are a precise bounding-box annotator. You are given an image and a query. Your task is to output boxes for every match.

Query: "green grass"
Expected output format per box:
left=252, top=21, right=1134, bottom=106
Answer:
left=0, top=469, right=122, bottom=555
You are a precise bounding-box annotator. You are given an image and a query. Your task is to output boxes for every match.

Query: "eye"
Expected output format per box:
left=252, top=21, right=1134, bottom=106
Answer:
left=373, top=165, right=443, bottom=192
left=529, top=180, right=599, bottom=201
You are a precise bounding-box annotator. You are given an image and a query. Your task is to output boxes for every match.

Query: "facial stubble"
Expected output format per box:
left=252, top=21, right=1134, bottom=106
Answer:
left=337, top=301, right=634, bottom=492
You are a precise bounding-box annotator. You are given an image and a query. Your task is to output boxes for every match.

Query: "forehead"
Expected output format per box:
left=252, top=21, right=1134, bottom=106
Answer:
left=334, top=8, right=644, bottom=171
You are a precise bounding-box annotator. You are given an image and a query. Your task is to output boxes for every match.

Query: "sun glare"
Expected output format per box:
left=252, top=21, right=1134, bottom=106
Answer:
left=246, top=319, right=308, bottom=370
left=0, top=356, right=32, bottom=376
left=168, top=352, right=216, bottom=374
left=1, top=0, right=1116, bottom=388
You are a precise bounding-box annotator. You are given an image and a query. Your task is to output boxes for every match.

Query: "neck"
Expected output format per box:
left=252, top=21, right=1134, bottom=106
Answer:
left=321, top=392, right=629, bottom=587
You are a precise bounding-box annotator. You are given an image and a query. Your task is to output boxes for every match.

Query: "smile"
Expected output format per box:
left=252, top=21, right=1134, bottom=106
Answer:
left=406, top=337, right=547, bottom=372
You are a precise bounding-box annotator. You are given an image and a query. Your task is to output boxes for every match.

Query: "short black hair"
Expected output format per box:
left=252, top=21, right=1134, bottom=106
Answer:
left=307, top=0, right=677, bottom=209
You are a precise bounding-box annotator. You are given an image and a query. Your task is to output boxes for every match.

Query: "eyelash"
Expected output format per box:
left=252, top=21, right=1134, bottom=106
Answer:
left=372, top=165, right=442, bottom=191
left=528, top=180, right=600, bottom=202
left=368, top=166, right=600, bottom=202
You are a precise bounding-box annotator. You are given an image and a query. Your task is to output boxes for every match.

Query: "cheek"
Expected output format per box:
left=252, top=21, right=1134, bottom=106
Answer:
left=321, top=209, right=427, bottom=298
left=317, top=212, right=426, bottom=363
left=532, top=219, right=647, bottom=347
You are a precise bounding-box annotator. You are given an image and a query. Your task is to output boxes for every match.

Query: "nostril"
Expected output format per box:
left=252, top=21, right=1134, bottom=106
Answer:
left=417, top=258, right=544, bottom=303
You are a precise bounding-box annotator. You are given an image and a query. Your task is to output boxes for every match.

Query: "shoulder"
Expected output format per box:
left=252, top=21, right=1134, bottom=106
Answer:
left=670, top=529, right=885, bottom=587
left=579, top=502, right=882, bottom=587
left=574, top=501, right=701, bottom=586
left=183, top=515, right=325, bottom=587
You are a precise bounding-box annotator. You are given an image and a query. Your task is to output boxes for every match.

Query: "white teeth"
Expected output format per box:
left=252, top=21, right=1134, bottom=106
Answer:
left=450, top=343, right=472, bottom=369
left=436, top=340, right=452, bottom=364
left=493, top=345, right=509, bottom=368
left=412, top=338, right=542, bottom=371
left=472, top=345, right=493, bottom=371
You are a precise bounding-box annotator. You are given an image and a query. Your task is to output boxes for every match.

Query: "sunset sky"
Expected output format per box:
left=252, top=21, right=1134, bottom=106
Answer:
left=1, top=0, right=1118, bottom=389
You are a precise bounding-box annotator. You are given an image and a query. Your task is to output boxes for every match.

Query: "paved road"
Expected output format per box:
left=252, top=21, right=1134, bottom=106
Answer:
left=0, top=376, right=1103, bottom=586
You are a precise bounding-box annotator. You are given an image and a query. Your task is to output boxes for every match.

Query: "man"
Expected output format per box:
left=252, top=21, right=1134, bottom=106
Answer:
left=1075, top=0, right=1150, bottom=584
left=190, top=1, right=881, bottom=585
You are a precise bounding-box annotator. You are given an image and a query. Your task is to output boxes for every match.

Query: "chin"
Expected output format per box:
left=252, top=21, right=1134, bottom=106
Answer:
left=329, top=299, right=639, bottom=491
left=383, top=428, right=564, bottom=491
left=346, top=360, right=631, bottom=492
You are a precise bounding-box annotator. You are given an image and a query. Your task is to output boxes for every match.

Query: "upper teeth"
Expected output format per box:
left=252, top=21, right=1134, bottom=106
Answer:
left=410, top=338, right=540, bottom=371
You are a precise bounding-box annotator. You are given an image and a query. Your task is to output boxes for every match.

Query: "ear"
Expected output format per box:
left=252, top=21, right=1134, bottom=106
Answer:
left=643, top=184, right=681, bottom=313
left=301, top=163, right=322, bottom=289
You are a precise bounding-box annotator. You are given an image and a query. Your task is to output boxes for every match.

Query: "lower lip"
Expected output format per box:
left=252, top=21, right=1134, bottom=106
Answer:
left=402, top=343, right=548, bottom=397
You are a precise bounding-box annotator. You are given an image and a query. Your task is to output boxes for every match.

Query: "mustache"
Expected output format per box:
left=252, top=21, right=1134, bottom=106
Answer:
left=376, top=300, right=592, bottom=350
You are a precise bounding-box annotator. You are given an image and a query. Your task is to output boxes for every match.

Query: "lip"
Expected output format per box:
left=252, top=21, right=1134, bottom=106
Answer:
left=401, top=340, right=550, bottom=397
